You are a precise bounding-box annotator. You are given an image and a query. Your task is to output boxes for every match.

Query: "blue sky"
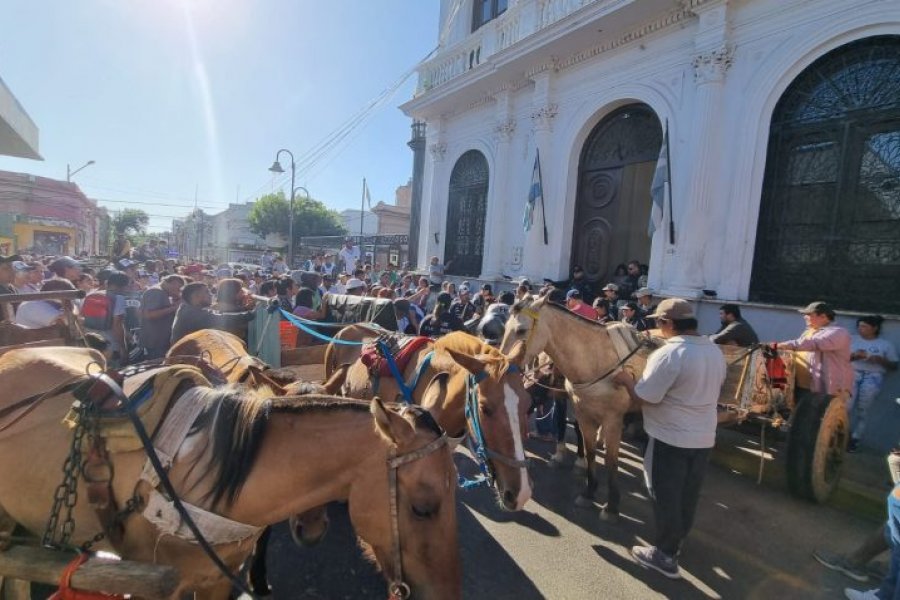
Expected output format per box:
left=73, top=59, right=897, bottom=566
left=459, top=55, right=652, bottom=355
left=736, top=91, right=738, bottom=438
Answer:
left=0, top=0, right=439, bottom=234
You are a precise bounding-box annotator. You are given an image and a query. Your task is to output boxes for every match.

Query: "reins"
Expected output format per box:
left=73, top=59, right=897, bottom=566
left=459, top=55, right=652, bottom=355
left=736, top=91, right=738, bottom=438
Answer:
left=386, top=406, right=448, bottom=600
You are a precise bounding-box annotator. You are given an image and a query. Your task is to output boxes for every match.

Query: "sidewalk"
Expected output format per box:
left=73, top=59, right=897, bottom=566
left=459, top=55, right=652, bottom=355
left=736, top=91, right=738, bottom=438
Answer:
left=712, top=425, right=889, bottom=521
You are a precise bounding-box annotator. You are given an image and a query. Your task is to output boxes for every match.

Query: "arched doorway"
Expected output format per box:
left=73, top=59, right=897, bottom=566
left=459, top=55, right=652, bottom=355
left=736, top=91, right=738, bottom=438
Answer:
left=445, top=150, right=489, bottom=276
left=750, top=36, right=900, bottom=313
left=572, top=104, right=662, bottom=283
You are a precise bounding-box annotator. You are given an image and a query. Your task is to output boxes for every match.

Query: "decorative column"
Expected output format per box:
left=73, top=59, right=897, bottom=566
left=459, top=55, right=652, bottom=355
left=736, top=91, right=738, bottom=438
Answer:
left=422, top=116, right=447, bottom=268
left=407, top=120, right=427, bottom=269
left=481, top=89, right=516, bottom=279
left=666, top=0, right=734, bottom=296
left=522, top=65, right=558, bottom=281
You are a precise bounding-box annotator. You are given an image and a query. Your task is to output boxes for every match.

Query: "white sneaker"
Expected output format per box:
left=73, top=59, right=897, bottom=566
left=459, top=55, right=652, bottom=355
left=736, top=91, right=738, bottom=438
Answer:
left=844, top=588, right=879, bottom=600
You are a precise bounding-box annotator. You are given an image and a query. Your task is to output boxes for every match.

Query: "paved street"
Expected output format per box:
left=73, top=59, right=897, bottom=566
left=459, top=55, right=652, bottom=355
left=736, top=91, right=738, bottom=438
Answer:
left=265, top=429, right=883, bottom=600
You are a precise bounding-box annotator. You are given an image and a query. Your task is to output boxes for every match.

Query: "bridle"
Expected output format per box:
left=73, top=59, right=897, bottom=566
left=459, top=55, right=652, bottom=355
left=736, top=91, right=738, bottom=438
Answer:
left=386, top=406, right=448, bottom=600
left=515, top=304, right=652, bottom=390
left=459, top=369, right=529, bottom=490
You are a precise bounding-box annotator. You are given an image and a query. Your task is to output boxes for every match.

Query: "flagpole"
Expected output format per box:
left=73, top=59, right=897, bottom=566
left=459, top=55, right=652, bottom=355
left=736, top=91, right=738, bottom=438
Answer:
left=665, top=120, right=675, bottom=245
left=360, top=177, right=366, bottom=239
left=537, top=149, right=549, bottom=245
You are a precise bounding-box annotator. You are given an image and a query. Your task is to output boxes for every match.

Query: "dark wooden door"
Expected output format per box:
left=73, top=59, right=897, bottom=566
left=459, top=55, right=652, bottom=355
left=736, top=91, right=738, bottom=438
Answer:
left=572, top=105, right=662, bottom=282
left=446, top=150, right=489, bottom=276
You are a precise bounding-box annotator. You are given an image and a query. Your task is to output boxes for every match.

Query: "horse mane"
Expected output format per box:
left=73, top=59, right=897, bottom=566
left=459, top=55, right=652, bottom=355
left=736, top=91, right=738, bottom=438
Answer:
left=191, top=389, right=373, bottom=510
left=435, top=331, right=511, bottom=380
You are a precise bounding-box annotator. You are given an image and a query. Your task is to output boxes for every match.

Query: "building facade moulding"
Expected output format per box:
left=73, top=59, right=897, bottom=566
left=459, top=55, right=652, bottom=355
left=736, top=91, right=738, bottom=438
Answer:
left=692, top=45, right=735, bottom=83
left=429, top=142, right=448, bottom=162
left=531, top=104, right=559, bottom=133
left=492, top=118, right=517, bottom=144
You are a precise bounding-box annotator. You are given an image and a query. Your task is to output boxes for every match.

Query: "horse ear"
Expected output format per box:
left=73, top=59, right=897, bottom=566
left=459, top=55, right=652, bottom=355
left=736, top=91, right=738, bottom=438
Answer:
left=371, top=397, right=416, bottom=446
left=444, top=348, right=487, bottom=377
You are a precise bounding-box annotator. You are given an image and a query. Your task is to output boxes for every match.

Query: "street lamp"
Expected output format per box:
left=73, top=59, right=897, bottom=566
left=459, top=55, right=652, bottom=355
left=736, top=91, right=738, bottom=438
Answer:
left=268, top=149, right=295, bottom=267
left=67, top=160, right=95, bottom=182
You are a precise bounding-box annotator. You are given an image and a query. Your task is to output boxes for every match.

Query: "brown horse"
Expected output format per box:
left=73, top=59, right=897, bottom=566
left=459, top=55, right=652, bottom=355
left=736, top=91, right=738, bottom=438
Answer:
left=167, top=328, right=344, bottom=396
left=331, top=329, right=533, bottom=511
left=500, top=296, right=654, bottom=520
left=0, top=347, right=460, bottom=599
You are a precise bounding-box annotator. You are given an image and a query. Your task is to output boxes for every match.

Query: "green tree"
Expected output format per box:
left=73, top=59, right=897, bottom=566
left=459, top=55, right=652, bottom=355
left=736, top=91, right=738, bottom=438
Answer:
left=112, top=208, right=149, bottom=235
left=248, top=191, right=346, bottom=238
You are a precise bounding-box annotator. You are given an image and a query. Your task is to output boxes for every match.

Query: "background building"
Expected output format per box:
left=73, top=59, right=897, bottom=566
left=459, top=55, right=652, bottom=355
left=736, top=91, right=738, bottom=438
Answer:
left=340, top=208, right=378, bottom=237
left=0, top=170, right=100, bottom=255
left=401, top=0, right=900, bottom=449
left=207, top=202, right=270, bottom=264
left=0, top=75, right=39, bottom=161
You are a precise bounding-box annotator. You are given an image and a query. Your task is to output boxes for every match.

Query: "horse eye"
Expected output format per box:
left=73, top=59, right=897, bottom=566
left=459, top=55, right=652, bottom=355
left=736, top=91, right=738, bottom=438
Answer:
left=516, top=327, right=527, bottom=336
left=411, top=503, right=438, bottom=520
left=481, top=404, right=495, bottom=418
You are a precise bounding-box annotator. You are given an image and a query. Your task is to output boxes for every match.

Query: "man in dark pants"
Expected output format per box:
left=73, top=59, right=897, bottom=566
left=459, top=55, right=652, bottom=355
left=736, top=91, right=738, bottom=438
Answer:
left=613, top=298, right=726, bottom=579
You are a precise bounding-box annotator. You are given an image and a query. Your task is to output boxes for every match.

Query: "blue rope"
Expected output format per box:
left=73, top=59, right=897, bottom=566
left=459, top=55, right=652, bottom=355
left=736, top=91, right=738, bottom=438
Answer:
left=279, top=309, right=367, bottom=345
left=458, top=372, right=493, bottom=490
left=379, top=340, right=414, bottom=404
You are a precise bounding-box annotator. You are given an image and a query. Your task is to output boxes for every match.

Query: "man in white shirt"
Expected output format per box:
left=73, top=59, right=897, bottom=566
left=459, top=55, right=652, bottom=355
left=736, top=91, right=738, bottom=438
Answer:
left=613, top=298, right=726, bottom=579
left=338, top=239, right=360, bottom=273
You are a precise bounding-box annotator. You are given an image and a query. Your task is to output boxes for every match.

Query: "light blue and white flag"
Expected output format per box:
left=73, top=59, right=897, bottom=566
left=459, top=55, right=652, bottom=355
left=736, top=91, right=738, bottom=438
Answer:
left=648, top=128, right=668, bottom=237
left=524, top=150, right=543, bottom=232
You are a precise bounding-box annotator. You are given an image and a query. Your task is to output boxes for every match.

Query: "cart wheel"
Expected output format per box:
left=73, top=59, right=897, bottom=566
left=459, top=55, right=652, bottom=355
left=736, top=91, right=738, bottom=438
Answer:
left=786, top=390, right=849, bottom=503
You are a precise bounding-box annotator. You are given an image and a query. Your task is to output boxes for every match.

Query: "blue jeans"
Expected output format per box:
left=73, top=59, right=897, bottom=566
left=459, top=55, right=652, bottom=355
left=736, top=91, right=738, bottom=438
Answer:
left=878, top=488, right=900, bottom=599
left=850, top=371, right=884, bottom=441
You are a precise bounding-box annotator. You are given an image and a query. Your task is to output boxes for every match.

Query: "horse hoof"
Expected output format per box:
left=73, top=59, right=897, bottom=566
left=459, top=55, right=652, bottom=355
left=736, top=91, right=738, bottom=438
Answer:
left=600, top=509, right=620, bottom=523
left=574, top=495, right=595, bottom=508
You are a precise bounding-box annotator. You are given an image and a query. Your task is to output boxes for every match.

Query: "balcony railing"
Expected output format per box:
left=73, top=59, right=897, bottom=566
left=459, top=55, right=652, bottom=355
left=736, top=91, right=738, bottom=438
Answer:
left=415, top=0, right=614, bottom=95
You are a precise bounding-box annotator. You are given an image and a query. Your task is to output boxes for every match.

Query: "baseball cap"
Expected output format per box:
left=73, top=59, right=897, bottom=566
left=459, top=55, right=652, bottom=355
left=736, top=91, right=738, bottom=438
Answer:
left=458, top=285, right=470, bottom=294
left=51, top=256, right=82, bottom=271
left=649, top=298, right=695, bottom=320
left=566, top=289, right=581, bottom=300
left=12, top=261, right=34, bottom=272
left=635, top=287, right=653, bottom=298
left=602, top=283, right=619, bottom=292
left=436, top=291, right=453, bottom=304
left=116, top=258, right=136, bottom=269
left=799, top=301, right=835, bottom=317
left=481, top=283, right=492, bottom=292
left=345, top=278, right=366, bottom=290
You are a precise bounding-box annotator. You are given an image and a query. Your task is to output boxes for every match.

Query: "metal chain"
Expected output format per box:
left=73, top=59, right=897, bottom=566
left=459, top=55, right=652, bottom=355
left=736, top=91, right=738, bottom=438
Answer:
left=79, top=493, right=143, bottom=552
left=42, top=402, right=90, bottom=549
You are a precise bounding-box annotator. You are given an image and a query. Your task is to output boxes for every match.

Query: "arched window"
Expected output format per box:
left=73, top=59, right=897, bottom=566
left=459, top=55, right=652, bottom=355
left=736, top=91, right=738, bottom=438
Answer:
left=751, top=36, right=900, bottom=313
left=445, top=150, right=489, bottom=277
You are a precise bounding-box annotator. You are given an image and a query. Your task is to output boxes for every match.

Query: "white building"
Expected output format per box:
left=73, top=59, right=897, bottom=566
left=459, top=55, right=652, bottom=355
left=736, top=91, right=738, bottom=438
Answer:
left=208, top=202, right=270, bottom=264
left=340, top=209, right=378, bottom=237
left=401, top=0, right=900, bottom=448
left=0, top=75, right=40, bottom=160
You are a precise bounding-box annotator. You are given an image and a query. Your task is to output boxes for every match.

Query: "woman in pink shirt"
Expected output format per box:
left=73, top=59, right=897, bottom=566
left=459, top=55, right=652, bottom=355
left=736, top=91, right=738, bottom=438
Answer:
left=566, top=289, right=599, bottom=320
left=774, top=301, right=853, bottom=397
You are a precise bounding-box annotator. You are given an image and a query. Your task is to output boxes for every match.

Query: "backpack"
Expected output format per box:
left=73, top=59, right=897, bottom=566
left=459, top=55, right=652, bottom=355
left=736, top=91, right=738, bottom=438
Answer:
left=82, top=291, right=113, bottom=330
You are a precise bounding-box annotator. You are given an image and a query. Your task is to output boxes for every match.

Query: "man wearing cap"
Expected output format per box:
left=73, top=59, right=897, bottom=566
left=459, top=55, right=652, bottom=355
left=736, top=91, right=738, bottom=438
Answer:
left=613, top=298, right=726, bottom=579
left=344, top=278, right=367, bottom=296
left=0, top=255, right=22, bottom=322
left=566, top=289, right=599, bottom=320
left=12, top=261, right=36, bottom=293
left=635, top=288, right=657, bottom=325
left=419, top=291, right=466, bottom=337
left=49, top=256, right=83, bottom=285
left=449, top=285, right=477, bottom=323
left=773, top=301, right=853, bottom=399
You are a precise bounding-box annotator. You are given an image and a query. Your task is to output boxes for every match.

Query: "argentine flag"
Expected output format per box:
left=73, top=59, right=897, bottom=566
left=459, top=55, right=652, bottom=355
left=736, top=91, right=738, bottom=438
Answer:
left=524, top=150, right=542, bottom=232
left=648, top=129, right=668, bottom=237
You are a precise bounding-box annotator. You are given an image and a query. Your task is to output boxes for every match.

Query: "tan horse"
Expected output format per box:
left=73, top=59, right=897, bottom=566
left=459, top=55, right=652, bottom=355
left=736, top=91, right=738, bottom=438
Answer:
left=167, top=328, right=344, bottom=396
left=0, top=347, right=460, bottom=599
left=331, top=330, right=533, bottom=511
left=500, top=296, right=654, bottom=520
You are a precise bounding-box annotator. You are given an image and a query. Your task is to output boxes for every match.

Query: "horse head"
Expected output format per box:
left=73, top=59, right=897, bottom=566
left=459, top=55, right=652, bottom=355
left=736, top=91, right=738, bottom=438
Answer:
left=350, top=399, right=460, bottom=600
left=500, top=295, right=550, bottom=367
left=430, top=332, right=532, bottom=512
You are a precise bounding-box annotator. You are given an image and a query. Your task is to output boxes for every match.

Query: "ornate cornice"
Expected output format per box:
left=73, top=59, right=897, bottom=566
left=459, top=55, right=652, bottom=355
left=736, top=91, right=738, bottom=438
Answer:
left=692, top=45, right=734, bottom=83
left=429, top=142, right=447, bottom=162
left=492, top=118, right=517, bottom=143
left=531, top=104, right=559, bottom=132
